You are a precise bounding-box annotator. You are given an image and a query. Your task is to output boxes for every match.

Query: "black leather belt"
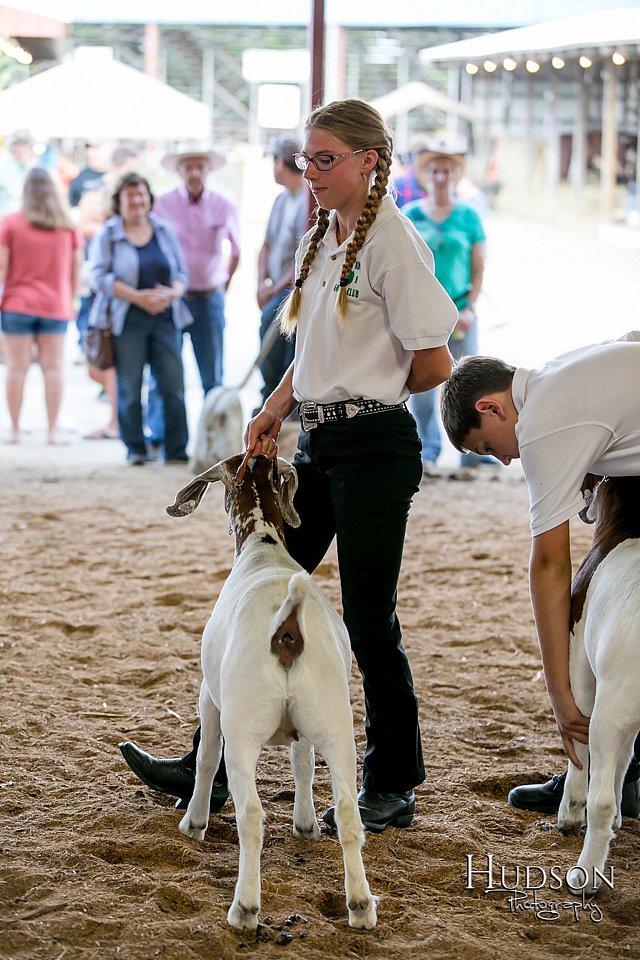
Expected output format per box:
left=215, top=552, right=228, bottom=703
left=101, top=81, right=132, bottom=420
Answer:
left=185, top=288, right=219, bottom=300
left=299, top=398, right=407, bottom=431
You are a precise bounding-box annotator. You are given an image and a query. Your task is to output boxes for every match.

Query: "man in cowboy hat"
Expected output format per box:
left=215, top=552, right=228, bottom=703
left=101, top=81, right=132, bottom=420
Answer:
left=148, top=141, right=241, bottom=454
left=402, top=137, right=492, bottom=474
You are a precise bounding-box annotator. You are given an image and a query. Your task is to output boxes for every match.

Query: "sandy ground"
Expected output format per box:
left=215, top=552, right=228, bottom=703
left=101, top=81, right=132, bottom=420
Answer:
left=1, top=208, right=640, bottom=959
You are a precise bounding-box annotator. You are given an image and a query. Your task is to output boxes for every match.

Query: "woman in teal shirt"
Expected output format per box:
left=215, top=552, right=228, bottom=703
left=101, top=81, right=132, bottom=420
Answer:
left=403, top=143, right=487, bottom=469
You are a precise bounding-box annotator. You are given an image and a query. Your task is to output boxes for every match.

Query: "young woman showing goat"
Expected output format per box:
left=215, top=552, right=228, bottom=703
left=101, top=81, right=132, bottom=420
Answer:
left=120, top=98, right=457, bottom=833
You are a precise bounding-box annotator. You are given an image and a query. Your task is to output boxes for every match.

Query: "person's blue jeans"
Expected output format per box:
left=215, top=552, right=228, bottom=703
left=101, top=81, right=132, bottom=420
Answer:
left=147, top=290, right=225, bottom=446
left=409, top=388, right=441, bottom=463
left=258, top=289, right=295, bottom=405
left=116, top=308, right=188, bottom=461
left=184, top=290, right=225, bottom=393
left=75, top=293, right=92, bottom=347
left=411, top=320, right=493, bottom=467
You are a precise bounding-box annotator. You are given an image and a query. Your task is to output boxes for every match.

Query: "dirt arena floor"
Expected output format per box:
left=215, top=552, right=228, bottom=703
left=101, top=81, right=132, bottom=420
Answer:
left=3, top=205, right=640, bottom=959
left=2, top=450, right=639, bottom=960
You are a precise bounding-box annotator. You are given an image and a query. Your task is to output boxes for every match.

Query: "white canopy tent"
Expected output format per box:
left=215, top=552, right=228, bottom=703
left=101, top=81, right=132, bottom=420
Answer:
left=0, top=47, right=211, bottom=141
left=418, top=7, right=640, bottom=65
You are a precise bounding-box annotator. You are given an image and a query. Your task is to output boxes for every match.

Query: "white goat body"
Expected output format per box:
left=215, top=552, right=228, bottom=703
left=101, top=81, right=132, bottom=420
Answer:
left=166, top=454, right=376, bottom=931
left=558, top=476, right=640, bottom=893
left=190, top=386, right=244, bottom=476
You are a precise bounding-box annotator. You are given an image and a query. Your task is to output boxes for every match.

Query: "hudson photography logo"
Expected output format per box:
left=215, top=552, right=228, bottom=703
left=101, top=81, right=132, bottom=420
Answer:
left=465, top=854, right=611, bottom=923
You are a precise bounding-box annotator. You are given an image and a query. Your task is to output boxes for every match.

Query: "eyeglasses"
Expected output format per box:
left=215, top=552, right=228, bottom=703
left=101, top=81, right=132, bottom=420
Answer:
left=293, top=149, right=365, bottom=172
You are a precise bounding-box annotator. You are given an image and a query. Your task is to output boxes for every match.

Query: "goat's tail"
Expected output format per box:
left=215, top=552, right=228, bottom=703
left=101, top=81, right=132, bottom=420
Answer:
left=270, top=571, right=309, bottom=670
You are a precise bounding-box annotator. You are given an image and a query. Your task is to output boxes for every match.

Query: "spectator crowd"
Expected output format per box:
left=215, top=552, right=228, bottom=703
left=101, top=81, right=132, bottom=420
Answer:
left=0, top=127, right=490, bottom=466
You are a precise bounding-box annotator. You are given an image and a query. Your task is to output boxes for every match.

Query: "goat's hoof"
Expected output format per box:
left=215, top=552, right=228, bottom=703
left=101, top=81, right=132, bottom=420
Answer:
left=567, top=867, right=599, bottom=897
left=293, top=820, right=321, bottom=840
left=179, top=813, right=206, bottom=841
left=348, top=896, right=378, bottom=930
left=557, top=816, right=584, bottom=836
left=228, top=901, right=259, bottom=930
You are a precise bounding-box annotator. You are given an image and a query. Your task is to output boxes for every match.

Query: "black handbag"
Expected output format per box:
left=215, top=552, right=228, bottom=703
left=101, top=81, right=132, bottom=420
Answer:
left=84, top=306, right=115, bottom=370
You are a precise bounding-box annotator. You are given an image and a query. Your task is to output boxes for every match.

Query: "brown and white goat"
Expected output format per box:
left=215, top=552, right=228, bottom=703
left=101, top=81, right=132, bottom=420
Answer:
left=166, top=454, right=377, bottom=931
left=558, top=475, right=640, bottom=893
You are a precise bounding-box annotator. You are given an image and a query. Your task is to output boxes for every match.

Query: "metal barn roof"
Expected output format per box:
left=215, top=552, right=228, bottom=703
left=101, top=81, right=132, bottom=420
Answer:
left=419, top=7, right=640, bottom=63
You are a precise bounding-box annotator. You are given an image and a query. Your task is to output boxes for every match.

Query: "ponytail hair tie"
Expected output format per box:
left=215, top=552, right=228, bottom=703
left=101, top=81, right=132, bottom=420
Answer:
left=294, top=278, right=304, bottom=288
left=339, top=278, right=350, bottom=288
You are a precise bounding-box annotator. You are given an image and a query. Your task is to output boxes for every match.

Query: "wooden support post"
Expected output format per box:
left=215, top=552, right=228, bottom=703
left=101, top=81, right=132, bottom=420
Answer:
left=600, top=63, right=618, bottom=221
left=545, top=71, right=561, bottom=200
left=309, top=0, right=325, bottom=109
left=144, top=21, right=159, bottom=79
left=570, top=69, right=588, bottom=212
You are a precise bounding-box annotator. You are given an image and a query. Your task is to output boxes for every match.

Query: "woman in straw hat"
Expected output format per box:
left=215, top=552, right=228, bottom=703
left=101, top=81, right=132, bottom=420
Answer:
left=403, top=140, right=488, bottom=472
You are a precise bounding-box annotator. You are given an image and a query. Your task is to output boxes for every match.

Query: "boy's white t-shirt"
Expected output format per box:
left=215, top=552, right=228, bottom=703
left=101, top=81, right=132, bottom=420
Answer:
left=513, top=336, right=640, bottom=536
left=291, top=195, right=457, bottom=406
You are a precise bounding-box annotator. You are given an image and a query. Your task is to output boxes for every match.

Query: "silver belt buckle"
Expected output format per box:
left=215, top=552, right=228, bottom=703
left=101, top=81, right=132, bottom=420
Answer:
left=301, top=401, right=323, bottom=431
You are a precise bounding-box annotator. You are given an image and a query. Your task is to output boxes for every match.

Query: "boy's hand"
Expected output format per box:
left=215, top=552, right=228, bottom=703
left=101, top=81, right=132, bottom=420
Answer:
left=550, top=691, right=590, bottom=768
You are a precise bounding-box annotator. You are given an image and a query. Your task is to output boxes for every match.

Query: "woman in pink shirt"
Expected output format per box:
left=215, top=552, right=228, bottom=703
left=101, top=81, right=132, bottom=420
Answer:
left=0, top=168, right=83, bottom=444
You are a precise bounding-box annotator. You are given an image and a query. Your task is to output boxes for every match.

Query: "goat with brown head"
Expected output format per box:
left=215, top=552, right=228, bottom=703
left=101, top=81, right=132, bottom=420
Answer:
left=167, top=454, right=300, bottom=555
left=163, top=452, right=377, bottom=931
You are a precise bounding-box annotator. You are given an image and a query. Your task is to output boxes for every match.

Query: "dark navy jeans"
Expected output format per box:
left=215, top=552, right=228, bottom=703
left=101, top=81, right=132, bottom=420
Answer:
left=147, top=290, right=225, bottom=446
left=258, top=289, right=295, bottom=406
left=284, top=409, right=425, bottom=793
left=115, top=307, right=188, bottom=461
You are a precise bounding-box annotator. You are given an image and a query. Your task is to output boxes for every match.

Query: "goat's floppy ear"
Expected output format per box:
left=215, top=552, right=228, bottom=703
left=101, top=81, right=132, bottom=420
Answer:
left=276, top=457, right=301, bottom=528
left=166, top=462, right=227, bottom=517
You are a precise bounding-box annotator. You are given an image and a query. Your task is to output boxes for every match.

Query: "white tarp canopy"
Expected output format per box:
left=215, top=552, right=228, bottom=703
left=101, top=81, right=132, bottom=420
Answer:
left=419, top=7, right=640, bottom=64
left=0, top=47, right=211, bottom=140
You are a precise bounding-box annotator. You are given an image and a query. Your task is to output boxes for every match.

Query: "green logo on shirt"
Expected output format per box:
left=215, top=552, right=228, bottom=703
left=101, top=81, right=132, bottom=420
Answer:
left=333, top=260, right=361, bottom=299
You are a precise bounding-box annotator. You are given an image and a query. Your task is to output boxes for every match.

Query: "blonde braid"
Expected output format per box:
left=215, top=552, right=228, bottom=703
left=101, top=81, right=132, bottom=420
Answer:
left=336, top=154, right=390, bottom=321
left=279, top=207, right=331, bottom=337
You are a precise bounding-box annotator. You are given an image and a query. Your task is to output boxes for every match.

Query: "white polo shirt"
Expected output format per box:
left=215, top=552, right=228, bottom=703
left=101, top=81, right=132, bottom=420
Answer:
left=513, top=335, right=640, bottom=536
left=291, top=195, right=457, bottom=406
